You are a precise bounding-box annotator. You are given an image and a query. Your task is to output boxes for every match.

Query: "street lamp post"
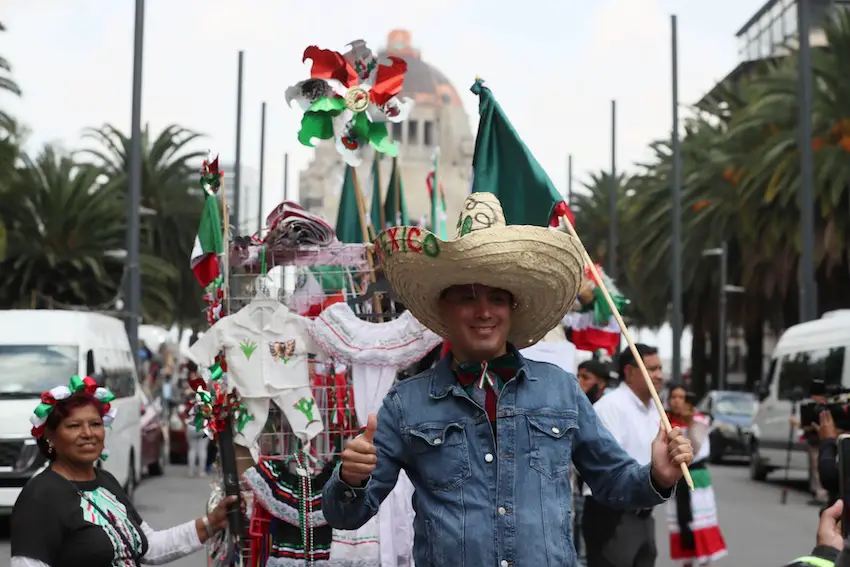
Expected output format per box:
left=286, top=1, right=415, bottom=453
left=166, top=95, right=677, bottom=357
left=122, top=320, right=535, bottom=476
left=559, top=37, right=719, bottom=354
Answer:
left=703, top=242, right=745, bottom=390
left=258, top=102, right=266, bottom=230
left=233, top=51, right=245, bottom=235
left=797, top=0, right=817, bottom=323
left=609, top=101, right=617, bottom=280
left=671, top=14, right=683, bottom=383
left=126, top=0, right=145, bottom=368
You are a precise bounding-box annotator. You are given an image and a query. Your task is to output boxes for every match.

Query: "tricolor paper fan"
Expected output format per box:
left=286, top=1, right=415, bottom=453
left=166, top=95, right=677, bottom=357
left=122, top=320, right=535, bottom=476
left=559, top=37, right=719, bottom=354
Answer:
left=286, top=39, right=414, bottom=167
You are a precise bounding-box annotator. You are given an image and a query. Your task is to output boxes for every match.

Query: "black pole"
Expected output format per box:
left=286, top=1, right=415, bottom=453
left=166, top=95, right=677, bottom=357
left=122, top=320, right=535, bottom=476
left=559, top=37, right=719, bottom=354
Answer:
left=258, top=102, right=266, bottom=231
left=126, top=0, right=145, bottom=368
left=718, top=241, right=728, bottom=391
left=797, top=0, right=817, bottom=322
left=283, top=153, right=289, bottom=201
left=233, top=51, right=244, bottom=235
left=608, top=100, right=617, bottom=280
left=567, top=154, right=573, bottom=206
left=671, top=14, right=683, bottom=383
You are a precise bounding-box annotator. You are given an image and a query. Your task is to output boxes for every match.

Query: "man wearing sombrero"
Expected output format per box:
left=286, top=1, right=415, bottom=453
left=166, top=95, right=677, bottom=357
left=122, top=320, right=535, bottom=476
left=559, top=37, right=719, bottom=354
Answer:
left=322, top=193, right=694, bottom=566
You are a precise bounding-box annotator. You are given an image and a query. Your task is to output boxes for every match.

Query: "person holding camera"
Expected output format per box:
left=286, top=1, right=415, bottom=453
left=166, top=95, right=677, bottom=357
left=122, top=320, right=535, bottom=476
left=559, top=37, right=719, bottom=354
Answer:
left=817, top=409, right=843, bottom=507
left=783, top=499, right=845, bottom=566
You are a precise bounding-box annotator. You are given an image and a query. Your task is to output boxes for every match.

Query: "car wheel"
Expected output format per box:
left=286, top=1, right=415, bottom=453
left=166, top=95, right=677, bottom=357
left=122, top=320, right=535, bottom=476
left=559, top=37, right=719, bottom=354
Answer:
left=749, top=441, right=769, bottom=481
left=148, top=441, right=166, bottom=477
left=709, top=443, right=725, bottom=464
left=709, top=432, right=725, bottom=464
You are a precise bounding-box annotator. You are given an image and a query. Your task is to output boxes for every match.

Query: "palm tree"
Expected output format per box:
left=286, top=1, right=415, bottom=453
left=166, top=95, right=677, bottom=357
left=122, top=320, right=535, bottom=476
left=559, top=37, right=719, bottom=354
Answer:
left=80, top=124, right=207, bottom=329
left=719, top=11, right=850, bottom=322
left=0, top=146, right=176, bottom=316
left=600, top=12, right=850, bottom=393
left=0, top=21, right=22, bottom=134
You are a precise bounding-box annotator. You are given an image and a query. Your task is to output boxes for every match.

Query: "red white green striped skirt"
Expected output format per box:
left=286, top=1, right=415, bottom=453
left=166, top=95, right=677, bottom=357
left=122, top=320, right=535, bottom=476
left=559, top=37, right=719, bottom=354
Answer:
left=666, top=467, right=728, bottom=564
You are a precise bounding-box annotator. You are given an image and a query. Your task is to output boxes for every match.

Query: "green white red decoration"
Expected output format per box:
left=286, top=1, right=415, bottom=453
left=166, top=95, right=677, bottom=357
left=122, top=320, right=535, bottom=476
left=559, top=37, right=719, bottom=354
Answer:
left=29, top=375, right=116, bottom=438
left=563, top=264, right=629, bottom=355
left=286, top=39, right=414, bottom=167
left=191, top=155, right=225, bottom=287
left=204, top=275, right=225, bottom=324
left=187, top=361, right=253, bottom=440
left=29, top=375, right=116, bottom=462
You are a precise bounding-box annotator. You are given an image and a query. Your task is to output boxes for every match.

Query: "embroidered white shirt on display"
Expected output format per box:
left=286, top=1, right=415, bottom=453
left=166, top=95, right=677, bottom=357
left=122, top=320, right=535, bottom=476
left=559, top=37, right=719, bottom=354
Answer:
left=190, top=299, right=329, bottom=398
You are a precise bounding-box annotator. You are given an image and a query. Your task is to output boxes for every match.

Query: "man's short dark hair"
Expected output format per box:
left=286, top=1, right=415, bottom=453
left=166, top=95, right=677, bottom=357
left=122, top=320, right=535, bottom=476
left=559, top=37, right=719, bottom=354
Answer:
left=186, top=361, right=198, bottom=374
left=578, top=360, right=609, bottom=382
left=617, top=343, right=658, bottom=379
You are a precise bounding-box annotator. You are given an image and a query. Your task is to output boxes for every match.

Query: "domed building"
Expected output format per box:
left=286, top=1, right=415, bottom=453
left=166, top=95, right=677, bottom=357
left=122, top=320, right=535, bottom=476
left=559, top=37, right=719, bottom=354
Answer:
left=298, top=30, right=475, bottom=232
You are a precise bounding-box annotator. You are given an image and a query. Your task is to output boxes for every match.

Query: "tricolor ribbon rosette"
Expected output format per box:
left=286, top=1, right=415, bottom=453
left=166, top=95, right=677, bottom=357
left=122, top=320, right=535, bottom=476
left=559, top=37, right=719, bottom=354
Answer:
left=186, top=362, right=253, bottom=439
left=29, top=375, right=117, bottom=438
left=200, top=155, right=223, bottom=195
left=286, top=39, right=414, bottom=167
left=203, top=276, right=225, bottom=324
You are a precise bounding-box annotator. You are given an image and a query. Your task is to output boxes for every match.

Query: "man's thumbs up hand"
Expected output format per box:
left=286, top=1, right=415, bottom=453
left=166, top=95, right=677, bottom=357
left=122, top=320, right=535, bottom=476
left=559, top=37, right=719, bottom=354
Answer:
left=362, top=413, right=378, bottom=443
left=340, top=413, right=379, bottom=487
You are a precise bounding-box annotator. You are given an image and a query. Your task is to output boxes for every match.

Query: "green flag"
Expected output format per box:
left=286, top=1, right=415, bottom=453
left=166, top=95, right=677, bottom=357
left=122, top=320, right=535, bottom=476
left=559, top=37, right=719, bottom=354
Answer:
left=370, top=156, right=384, bottom=236
left=335, top=166, right=366, bottom=243
left=430, top=149, right=439, bottom=233
left=428, top=150, right=448, bottom=239
left=383, top=157, right=409, bottom=227
left=190, top=192, right=223, bottom=286
left=470, top=78, right=568, bottom=227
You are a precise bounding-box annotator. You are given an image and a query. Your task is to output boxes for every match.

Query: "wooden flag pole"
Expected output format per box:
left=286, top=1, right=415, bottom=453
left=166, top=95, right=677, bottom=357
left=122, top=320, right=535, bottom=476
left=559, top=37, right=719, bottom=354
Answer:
left=219, top=173, right=231, bottom=314
left=561, top=213, right=694, bottom=491
left=350, top=167, right=384, bottom=322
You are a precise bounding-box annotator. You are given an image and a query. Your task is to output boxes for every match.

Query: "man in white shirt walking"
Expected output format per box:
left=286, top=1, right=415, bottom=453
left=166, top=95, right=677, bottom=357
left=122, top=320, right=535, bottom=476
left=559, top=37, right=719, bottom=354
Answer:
left=583, top=344, right=666, bottom=567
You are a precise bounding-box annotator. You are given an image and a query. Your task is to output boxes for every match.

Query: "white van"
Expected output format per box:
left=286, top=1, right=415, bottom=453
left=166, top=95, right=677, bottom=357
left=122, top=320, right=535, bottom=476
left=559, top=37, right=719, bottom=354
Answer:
left=749, top=310, right=850, bottom=484
left=0, top=310, right=142, bottom=514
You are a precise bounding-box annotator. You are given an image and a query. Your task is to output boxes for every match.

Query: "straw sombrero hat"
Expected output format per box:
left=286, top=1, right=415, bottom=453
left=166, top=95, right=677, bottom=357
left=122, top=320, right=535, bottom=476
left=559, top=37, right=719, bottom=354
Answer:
left=374, top=192, right=584, bottom=348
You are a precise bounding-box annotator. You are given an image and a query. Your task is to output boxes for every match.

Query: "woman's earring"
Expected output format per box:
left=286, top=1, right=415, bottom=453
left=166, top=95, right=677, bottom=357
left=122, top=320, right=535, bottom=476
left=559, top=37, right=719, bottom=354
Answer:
left=47, top=441, right=54, bottom=455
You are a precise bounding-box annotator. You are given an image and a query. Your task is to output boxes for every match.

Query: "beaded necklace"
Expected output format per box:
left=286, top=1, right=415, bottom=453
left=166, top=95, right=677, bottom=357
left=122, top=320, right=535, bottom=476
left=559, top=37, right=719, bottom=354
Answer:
left=295, top=450, right=315, bottom=566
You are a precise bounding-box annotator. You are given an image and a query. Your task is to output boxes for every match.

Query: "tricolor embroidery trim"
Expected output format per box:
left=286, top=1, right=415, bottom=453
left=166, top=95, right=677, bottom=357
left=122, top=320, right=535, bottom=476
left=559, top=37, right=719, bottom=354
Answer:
left=29, top=375, right=117, bottom=461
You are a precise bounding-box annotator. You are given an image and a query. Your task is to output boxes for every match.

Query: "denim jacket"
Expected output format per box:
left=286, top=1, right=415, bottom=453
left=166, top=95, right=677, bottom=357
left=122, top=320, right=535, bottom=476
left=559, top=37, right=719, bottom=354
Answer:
left=322, top=349, right=672, bottom=566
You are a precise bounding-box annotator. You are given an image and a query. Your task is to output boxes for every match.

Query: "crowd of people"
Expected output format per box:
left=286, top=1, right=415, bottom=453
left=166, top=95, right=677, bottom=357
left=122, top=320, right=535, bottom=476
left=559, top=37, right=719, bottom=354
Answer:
left=7, top=191, right=849, bottom=566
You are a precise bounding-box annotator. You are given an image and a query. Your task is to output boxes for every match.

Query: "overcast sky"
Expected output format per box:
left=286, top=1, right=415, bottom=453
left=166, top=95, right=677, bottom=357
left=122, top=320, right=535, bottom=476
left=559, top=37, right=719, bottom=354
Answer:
left=4, top=0, right=760, bottom=213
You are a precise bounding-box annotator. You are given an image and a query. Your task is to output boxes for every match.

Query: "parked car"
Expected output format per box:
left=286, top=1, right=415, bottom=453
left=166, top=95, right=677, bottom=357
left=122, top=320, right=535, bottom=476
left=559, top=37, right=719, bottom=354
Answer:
left=697, top=390, right=758, bottom=463
left=169, top=402, right=188, bottom=465
left=139, top=390, right=166, bottom=476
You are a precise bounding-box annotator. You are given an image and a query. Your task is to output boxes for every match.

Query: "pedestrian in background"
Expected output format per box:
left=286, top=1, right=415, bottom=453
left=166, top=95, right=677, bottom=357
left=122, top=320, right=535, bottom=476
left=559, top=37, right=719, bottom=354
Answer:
left=183, top=362, right=208, bottom=477
left=582, top=343, right=666, bottom=567
left=817, top=409, right=844, bottom=507
left=574, top=358, right=612, bottom=565
left=666, top=384, right=728, bottom=566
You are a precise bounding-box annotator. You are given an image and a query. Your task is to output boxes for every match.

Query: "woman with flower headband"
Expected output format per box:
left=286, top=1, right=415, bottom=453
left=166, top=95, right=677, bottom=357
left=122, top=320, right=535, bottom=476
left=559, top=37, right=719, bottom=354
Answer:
left=10, top=375, right=238, bottom=567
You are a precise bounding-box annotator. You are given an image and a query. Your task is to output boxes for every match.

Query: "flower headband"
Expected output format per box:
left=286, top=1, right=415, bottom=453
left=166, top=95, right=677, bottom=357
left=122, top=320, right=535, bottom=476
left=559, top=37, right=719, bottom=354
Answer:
left=30, top=375, right=117, bottom=438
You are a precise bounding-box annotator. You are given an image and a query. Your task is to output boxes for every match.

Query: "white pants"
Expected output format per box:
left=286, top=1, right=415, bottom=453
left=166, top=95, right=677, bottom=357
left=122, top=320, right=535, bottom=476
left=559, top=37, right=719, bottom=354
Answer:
left=187, top=435, right=208, bottom=474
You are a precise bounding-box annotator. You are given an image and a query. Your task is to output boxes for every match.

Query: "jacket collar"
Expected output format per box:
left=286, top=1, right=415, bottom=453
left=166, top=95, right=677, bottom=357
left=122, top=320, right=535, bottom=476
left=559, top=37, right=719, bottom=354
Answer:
left=429, top=343, right=536, bottom=399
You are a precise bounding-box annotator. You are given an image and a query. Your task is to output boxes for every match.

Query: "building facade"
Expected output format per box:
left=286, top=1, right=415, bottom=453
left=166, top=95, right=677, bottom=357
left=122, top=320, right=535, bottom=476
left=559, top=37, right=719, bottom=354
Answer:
left=298, top=30, right=475, bottom=231
left=735, top=0, right=850, bottom=62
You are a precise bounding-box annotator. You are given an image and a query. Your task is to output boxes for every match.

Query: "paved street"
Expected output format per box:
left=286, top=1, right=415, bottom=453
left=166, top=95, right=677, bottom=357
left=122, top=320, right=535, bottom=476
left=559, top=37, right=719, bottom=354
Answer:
left=0, top=461, right=823, bottom=566
left=654, top=461, right=816, bottom=566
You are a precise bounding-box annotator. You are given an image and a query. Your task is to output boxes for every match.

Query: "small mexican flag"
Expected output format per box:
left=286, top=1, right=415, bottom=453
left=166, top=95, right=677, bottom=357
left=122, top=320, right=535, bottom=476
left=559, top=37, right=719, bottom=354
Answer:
left=191, top=192, right=224, bottom=287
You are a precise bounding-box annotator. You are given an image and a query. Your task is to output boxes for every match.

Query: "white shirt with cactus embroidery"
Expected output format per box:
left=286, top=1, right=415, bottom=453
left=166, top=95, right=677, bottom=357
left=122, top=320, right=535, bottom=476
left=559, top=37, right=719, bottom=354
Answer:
left=189, top=300, right=329, bottom=398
